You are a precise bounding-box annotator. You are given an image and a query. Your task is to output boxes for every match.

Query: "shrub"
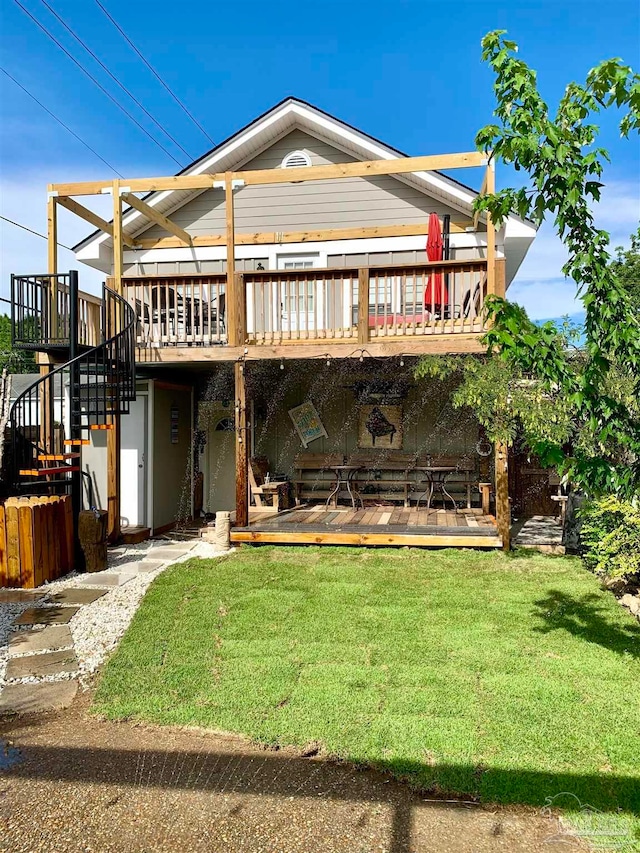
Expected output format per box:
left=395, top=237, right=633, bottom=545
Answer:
left=579, top=496, right=640, bottom=582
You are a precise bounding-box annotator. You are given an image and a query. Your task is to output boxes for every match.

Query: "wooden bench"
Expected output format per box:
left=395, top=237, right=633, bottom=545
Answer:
left=347, top=452, right=417, bottom=506
left=293, top=453, right=345, bottom=503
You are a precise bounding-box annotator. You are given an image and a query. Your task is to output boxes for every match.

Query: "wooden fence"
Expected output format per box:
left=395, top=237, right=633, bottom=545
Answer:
left=0, top=495, right=74, bottom=588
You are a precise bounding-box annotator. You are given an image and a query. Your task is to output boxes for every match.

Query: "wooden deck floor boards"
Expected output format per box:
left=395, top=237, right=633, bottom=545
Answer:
left=235, top=504, right=501, bottom=548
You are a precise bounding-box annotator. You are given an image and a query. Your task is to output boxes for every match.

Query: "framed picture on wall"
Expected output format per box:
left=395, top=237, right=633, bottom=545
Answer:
left=289, top=401, right=327, bottom=448
left=358, top=405, right=403, bottom=450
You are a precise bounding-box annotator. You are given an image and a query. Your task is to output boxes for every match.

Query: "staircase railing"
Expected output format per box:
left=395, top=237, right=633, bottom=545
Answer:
left=7, top=283, right=136, bottom=496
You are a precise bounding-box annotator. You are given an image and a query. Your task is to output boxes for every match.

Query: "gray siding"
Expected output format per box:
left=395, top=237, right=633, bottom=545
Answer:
left=140, top=129, right=464, bottom=241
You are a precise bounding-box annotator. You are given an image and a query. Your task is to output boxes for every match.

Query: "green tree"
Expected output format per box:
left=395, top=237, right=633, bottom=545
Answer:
left=611, top=224, right=640, bottom=310
left=0, top=314, right=35, bottom=374
left=471, top=31, right=640, bottom=497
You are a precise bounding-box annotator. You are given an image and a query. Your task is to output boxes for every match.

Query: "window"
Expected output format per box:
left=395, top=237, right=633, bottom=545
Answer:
left=281, top=150, right=311, bottom=168
left=277, top=253, right=320, bottom=270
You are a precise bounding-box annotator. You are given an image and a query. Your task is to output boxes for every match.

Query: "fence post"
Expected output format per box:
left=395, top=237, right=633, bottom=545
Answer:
left=357, top=268, right=369, bottom=345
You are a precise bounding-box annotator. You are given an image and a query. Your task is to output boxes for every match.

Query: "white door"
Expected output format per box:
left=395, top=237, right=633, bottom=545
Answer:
left=204, top=416, right=236, bottom=513
left=276, top=253, right=323, bottom=333
left=120, top=395, right=147, bottom=528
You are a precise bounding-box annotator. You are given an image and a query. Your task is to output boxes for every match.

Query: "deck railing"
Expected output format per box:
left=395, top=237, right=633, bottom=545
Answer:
left=11, top=274, right=103, bottom=350
left=123, top=258, right=492, bottom=349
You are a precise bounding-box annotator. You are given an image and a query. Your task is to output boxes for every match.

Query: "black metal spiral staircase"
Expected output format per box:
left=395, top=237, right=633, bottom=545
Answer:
left=7, top=271, right=136, bottom=532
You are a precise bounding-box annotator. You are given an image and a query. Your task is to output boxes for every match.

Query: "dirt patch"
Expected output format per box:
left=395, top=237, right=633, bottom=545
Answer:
left=0, top=693, right=585, bottom=853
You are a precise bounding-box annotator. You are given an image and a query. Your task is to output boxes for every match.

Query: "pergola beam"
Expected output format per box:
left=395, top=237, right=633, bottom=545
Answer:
left=49, top=151, right=488, bottom=197
left=121, top=192, right=192, bottom=245
left=56, top=196, right=139, bottom=249
left=131, top=221, right=469, bottom=251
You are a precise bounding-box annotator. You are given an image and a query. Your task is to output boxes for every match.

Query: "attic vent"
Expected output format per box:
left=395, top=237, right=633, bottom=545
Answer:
left=281, top=150, right=311, bottom=168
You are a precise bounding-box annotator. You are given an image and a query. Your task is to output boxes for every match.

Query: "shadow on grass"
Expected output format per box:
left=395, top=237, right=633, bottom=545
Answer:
left=533, top=589, right=640, bottom=658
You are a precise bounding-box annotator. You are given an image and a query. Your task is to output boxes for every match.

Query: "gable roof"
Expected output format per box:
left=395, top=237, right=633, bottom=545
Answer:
left=74, top=97, right=536, bottom=279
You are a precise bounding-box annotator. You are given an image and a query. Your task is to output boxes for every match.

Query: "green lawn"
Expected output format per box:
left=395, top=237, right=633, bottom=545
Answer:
left=95, top=546, right=640, bottom=839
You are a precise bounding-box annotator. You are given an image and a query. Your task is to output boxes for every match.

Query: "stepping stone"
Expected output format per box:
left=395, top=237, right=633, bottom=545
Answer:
left=0, top=680, right=78, bottom=715
left=8, top=625, right=73, bottom=656
left=5, top=648, right=78, bottom=680
left=77, top=573, right=133, bottom=587
left=136, top=560, right=163, bottom=573
left=148, top=546, right=193, bottom=561
left=46, top=587, right=108, bottom=606
left=12, top=606, right=79, bottom=626
left=0, top=590, right=45, bottom=603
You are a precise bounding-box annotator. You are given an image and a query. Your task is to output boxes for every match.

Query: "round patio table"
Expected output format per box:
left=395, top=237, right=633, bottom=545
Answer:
left=412, top=466, right=458, bottom=512
left=325, top=465, right=364, bottom=509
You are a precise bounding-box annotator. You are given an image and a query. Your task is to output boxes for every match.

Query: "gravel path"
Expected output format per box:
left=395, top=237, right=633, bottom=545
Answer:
left=0, top=539, right=232, bottom=690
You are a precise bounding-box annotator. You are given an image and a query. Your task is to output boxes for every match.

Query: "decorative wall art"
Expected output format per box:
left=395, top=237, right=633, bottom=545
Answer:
left=358, top=405, right=403, bottom=449
left=288, top=401, right=327, bottom=447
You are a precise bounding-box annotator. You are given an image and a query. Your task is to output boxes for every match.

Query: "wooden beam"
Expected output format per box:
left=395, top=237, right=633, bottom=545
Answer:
left=225, top=173, right=238, bottom=344
left=230, top=530, right=501, bottom=548
left=135, top=334, right=486, bottom=364
left=112, top=182, right=124, bottom=295
left=235, top=362, right=249, bottom=528
left=133, top=221, right=468, bottom=251
left=495, top=257, right=506, bottom=299
left=485, top=160, right=496, bottom=296
left=47, top=196, right=57, bottom=275
left=107, top=413, right=121, bottom=543
left=121, top=192, right=192, bottom=245
left=473, top=170, right=488, bottom=231
left=495, top=439, right=510, bottom=551
left=50, top=151, right=487, bottom=196
left=57, top=196, right=139, bottom=249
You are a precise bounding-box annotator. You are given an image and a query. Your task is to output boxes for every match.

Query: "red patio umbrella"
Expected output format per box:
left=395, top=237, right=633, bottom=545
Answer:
left=424, top=213, right=448, bottom=313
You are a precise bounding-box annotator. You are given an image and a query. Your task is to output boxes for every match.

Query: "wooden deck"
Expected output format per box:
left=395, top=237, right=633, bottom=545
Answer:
left=231, top=505, right=502, bottom=549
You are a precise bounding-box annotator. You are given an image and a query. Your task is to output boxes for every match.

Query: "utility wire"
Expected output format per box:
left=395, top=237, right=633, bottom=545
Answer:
left=0, top=216, right=73, bottom=251
left=1, top=66, right=124, bottom=177
left=38, top=0, right=194, bottom=161
left=11, top=0, right=185, bottom=168
left=94, top=0, right=215, bottom=146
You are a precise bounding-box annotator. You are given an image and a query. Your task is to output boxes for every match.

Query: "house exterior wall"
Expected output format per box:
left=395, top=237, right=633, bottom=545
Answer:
left=140, top=129, right=467, bottom=244
left=152, top=385, right=192, bottom=530
left=197, top=363, right=481, bottom=506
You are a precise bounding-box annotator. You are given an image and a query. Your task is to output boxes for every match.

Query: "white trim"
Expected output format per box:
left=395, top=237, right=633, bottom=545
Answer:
left=123, top=233, right=489, bottom=266
left=148, top=379, right=155, bottom=533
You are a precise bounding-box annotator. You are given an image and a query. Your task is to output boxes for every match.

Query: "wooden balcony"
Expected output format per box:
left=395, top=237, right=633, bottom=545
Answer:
left=123, top=257, right=500, bottom=360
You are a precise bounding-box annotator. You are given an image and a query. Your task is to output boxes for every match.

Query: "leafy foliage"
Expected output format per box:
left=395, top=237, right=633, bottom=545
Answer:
left=612, top=224, right=640, bottom=311
left=473, top=32, right=640, bottom=497
left=580, top=496, right=640, bottom=581
left=0, top=314, right=35, bottom=374
left=415, top=353, right=572, bottom=465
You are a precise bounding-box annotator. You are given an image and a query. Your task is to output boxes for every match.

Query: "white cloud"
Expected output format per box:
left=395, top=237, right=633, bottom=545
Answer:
left=0, top=173, right=112, bottom=304
left=510, top=179, right=639, bottom=319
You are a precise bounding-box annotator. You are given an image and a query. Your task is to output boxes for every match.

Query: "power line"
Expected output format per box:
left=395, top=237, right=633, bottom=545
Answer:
left=38, top=0, right=194, bottom=161
left=94, top=0, right=215, bottom=146
left=0, top=216, right=73, bottom=251
left=11, top=0, right=185, bottom=168
left=1, top=66, right=124, bottom=177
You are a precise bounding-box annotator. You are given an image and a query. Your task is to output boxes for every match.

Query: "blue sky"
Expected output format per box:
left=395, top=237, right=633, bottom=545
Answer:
left=1, top=0, right=639, bottom=314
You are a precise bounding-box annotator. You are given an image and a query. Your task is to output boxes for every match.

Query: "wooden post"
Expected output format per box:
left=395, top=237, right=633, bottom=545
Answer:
left=485, top=160, right=496, bottom=296
left=495, top=257, right=506, bottom=299
left=235, top=361, right=249, bottom=528
left=495, top=439, right=510, bottom=551
left=233, top=272, right=247, bottom=347
left=112, top=180, right=123, bottom=295
left=225, top=173, right=237, bottom=344
left=357, top=267, right=369, bottom=344
left=108, top=181, right=123, bottom=541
